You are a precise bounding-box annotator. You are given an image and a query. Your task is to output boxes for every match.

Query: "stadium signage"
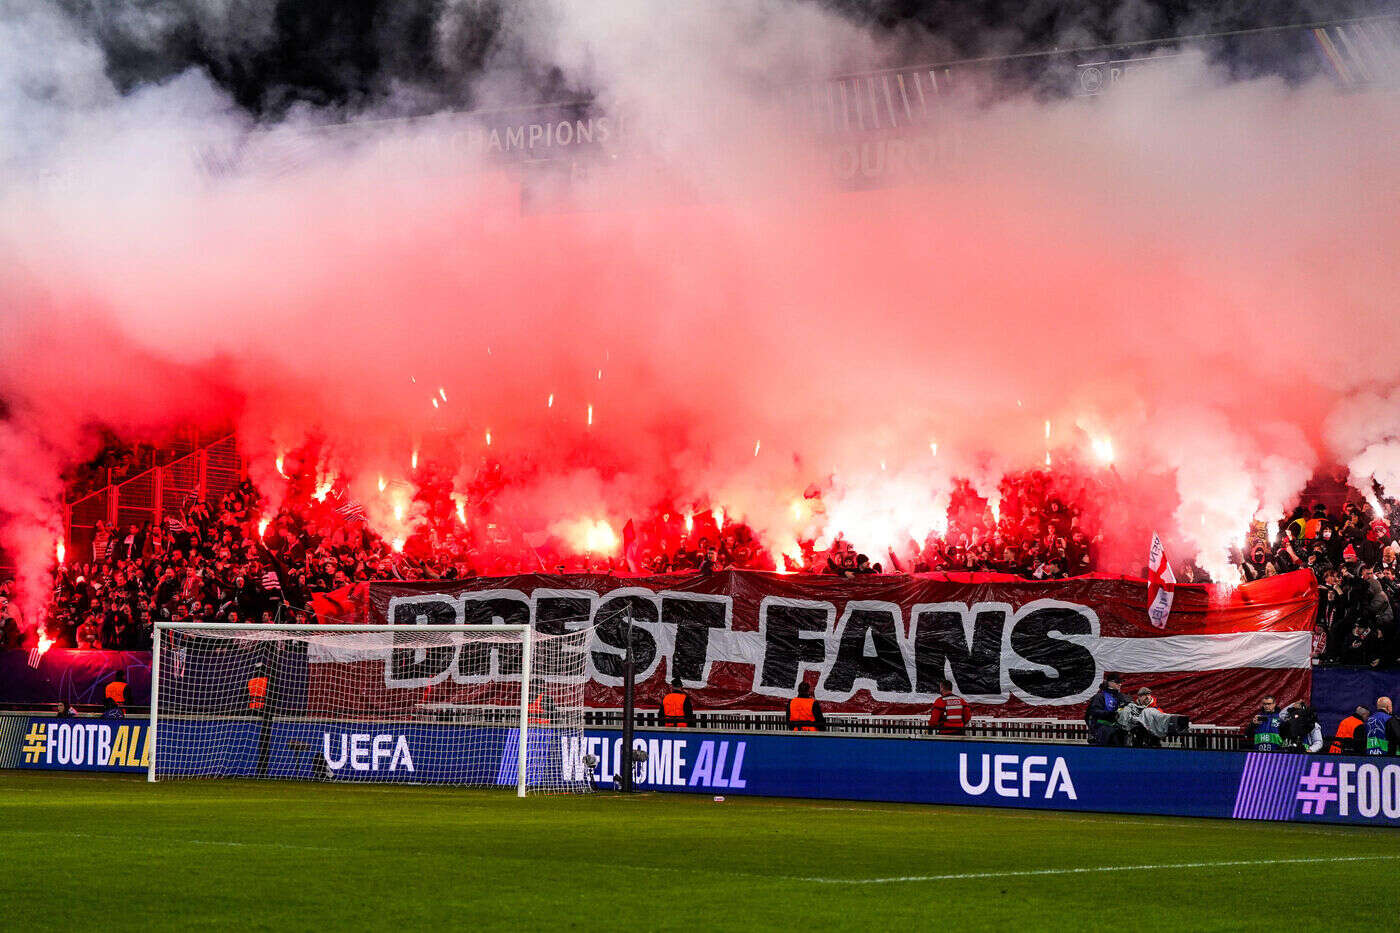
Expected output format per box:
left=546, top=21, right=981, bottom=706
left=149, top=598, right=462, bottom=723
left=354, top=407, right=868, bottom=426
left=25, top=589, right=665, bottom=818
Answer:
left=322, top=732, right=415, bottom=773
left=7, top=718, right=150, bottom=772
left=957, top=752, right=1077, bottom=800
left=346, top=571, right=1317, bottom=723
left=559, top=735, right=747, bottom=789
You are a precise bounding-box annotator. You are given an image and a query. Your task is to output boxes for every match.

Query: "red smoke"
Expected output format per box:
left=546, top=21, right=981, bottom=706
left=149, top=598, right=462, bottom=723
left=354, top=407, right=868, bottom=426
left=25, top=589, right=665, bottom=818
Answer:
left=2, top=8, right=1400, bottom=625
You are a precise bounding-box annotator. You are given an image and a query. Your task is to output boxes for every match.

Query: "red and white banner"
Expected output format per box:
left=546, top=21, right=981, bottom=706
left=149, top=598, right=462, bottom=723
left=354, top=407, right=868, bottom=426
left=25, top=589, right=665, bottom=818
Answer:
left=311, top=569, right=1318, bottom=725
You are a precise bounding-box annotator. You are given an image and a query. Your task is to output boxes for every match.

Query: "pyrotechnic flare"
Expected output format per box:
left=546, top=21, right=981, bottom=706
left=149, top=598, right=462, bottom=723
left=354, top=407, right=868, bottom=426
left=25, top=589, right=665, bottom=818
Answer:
left=275, top=454, right=286, bottom=478
left=587, top=405, right=593, bottom=426
left=438, top=387, right=447, bottom=402
left=754, top=440, right=761, bottom=456
left=257, top=516, right=270, bottom=538
left=56, top=540, right=65, bottom=565
left=377, top=475, right=387, bottom=493
left=547, top=393, right=554, bottom=408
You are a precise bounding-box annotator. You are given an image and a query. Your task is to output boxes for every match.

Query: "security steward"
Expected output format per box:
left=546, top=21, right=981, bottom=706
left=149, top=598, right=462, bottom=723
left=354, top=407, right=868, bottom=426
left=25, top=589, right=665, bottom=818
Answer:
left=1328, top=705, right=1370, bottom=755
left=1243, top=695, right=1284, bottom=752
left=786, top=682, right=826, bottom=732
left=1365, top=697, right=1399, bottom=756
left=246, top=662, right=269, bottom=714
left=528, top=692, right=553, bottom=726
left=248, top=661, right=273, bottom=777
left=103, top=671, right=128, bottom=718
left=659, top=678, right=696, bottom=728
left=928, top=679, right=970, bottom=736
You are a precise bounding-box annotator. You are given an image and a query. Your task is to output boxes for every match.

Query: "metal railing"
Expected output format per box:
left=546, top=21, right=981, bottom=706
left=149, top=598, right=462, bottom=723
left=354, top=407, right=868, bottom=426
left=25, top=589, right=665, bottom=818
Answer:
left=584, top=708, right=1244, bottom=751
left=64, top=435, right=243, bottom=559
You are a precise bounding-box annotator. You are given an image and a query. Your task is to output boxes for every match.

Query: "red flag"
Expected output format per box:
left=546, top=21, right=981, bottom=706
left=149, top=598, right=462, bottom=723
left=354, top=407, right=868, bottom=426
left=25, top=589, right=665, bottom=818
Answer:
left=622, top=519, right=640, bottom=573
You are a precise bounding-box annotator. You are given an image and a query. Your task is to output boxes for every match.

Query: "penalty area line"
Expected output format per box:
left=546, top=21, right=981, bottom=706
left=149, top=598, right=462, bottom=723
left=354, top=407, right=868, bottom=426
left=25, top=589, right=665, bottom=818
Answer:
left=788, top=854, right=1400, bottom=885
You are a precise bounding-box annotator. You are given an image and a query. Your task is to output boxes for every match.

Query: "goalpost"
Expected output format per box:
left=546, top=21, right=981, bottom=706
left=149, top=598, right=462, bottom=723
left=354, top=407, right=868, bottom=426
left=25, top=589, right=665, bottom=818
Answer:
left=149, top=622, right=590, bottom=795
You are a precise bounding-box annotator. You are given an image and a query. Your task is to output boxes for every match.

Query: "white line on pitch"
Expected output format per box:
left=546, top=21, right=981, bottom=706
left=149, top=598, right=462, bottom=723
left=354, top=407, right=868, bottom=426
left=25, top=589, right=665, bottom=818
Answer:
left=788, top=854, right=1400, bottom=885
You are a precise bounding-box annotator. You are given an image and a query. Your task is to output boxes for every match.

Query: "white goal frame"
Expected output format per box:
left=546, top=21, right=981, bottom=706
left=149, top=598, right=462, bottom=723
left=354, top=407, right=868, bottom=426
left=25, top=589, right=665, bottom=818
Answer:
left=151, top=622, right=535, bottom=796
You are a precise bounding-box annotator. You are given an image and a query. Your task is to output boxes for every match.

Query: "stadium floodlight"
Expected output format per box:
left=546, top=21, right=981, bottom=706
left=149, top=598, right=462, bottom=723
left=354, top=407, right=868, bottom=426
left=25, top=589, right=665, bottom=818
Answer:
left=149, top=622, right=589, bottom=796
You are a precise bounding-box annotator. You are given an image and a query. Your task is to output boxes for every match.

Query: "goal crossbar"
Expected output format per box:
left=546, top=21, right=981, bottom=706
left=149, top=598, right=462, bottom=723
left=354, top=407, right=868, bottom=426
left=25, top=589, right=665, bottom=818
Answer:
left=150, top=623, right=547, bottom=796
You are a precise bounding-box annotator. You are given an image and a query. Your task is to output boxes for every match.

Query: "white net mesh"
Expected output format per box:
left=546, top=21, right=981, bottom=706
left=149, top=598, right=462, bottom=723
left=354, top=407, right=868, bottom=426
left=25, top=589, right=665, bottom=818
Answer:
left=151, top=625, right=590, bottom=794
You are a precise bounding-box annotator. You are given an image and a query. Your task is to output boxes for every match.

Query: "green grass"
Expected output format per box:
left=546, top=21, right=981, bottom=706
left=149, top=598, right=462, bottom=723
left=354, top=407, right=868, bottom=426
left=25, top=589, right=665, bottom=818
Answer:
left=2, top=773, right=1397, bottom=931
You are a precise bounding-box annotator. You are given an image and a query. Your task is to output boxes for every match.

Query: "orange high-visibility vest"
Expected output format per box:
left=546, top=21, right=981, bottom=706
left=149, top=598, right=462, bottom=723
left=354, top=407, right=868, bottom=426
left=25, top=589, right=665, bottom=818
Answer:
left=789, top=697, right=817, bottom=731
left=661, top=692, right=689, bottom=727
left=105, top=681, right=127, bottom=705
left=247, top=676, right=268, bottom=710
left=1329, top=716, right=1365, bottom=754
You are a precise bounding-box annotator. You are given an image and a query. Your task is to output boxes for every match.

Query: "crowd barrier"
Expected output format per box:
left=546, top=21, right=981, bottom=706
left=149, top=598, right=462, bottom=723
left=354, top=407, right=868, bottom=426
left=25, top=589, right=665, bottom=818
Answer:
left=3, top=713, right=1396, bottom=828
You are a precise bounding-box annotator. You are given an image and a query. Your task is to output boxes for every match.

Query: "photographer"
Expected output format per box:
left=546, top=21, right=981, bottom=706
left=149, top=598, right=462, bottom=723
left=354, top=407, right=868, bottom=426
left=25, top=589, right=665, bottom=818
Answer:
left=1278, top=700, right=1323, bottom=752
left=1243, top=696, right=1285, bottom=751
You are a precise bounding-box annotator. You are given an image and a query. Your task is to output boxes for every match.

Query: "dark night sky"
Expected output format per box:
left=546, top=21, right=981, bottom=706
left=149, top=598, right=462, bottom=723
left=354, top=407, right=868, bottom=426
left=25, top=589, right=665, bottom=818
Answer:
left=51, top=0, right=1400, bottom=118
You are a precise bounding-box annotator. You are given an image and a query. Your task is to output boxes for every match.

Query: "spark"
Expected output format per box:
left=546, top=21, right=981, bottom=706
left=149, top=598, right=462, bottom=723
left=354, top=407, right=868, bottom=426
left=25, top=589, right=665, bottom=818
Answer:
left=411, top=448, right=419, bottom=470
left=1045, top=451, right=1052, bottom=467
left=929, top=441, right=938, bottom=457
left=377, top=475, right=387, bottom=493
left=432, top=398, right=439, bottom=409
left=597, top=369, right=602, bottom=380
left=438, top=387, right=447, bottom=402
left=547, top=393, right=554, bottom=408
left=754, top=440, right=761, bottom=457
left=1045, top=419, right=1051, bottom=441
left=274, top=454, right=287, bottom=478
left=587, top=405, right=593, bottom=426
left=485, top=430, right=492, bottom=446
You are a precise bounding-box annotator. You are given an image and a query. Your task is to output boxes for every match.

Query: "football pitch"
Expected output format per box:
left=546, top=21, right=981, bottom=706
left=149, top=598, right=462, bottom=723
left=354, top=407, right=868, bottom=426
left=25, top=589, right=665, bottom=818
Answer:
left=4, top=772, right=1397, bottom=931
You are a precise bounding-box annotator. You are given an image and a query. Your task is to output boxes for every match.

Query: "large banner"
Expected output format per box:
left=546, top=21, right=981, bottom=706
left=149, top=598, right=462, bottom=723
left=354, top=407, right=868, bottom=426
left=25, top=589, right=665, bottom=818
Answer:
left=311, top=569, right=1317, bottom=725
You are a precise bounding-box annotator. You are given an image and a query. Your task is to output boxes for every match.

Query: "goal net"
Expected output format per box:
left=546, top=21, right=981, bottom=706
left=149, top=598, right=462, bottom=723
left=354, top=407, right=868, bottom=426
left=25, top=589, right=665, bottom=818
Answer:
left=150, top=623, right=590, bottom=794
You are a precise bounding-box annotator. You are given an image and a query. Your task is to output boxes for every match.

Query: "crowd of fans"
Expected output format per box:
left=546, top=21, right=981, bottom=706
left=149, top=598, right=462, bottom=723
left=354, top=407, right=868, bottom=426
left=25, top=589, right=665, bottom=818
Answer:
left=1, top=441, right=1397, bottom=671
left=1244, top=499, right=1400, bottom=668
